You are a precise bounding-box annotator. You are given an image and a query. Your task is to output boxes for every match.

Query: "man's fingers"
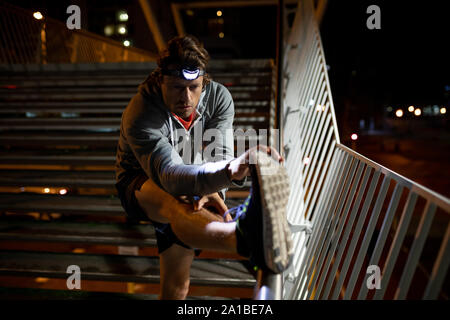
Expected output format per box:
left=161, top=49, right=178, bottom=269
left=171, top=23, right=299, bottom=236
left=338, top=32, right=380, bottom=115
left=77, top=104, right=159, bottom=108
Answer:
left=208, top=199, right=228, bottom=215
left=250, top=145, right=284, bottom=163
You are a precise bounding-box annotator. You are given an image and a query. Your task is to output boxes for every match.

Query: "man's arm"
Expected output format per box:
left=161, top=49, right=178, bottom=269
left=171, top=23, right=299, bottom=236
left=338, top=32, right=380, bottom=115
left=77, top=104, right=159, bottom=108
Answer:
left=203, top=84, right=246, bottom=200
left=123, top=94, right=233, bottom=196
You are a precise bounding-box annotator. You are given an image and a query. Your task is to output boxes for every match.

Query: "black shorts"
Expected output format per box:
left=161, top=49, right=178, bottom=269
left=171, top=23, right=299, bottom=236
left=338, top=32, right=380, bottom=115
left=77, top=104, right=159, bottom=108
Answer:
left=116, top=171, right=200, bottom=255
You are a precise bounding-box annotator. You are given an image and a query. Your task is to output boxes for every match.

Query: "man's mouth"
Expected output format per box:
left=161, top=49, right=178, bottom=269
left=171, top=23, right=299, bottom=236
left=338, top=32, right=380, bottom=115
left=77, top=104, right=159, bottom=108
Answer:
left=178, top=105, right=192, bottom=109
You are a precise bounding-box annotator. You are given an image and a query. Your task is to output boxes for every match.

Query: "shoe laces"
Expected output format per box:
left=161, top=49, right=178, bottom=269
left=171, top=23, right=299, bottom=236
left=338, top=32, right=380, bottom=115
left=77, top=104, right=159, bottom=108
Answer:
left=223, top=190, right=252, bottom=222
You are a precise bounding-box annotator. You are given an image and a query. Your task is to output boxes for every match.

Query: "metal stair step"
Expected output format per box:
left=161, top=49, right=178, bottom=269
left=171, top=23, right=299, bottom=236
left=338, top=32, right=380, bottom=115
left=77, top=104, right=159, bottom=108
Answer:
left=0, top=219, right=156, bottom=246
left=0, top=287, right=159, bottom=300
left=0, top=132, right=119, bottom=147
left=0, top=250, right=256, bottom=287
left=0, top=150, right=116, bottom=166
left=0, top=287, right=232, bottom=300
left=0, top=170, right=116, bottom=188
left=0, top=193, right=123, bottom=216
left=0, top=100, right=269, bottom=112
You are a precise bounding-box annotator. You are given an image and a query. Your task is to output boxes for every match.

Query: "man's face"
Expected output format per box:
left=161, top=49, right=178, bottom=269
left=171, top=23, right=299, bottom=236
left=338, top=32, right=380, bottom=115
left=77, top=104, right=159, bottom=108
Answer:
left=160, top=75, right=203, bottom=120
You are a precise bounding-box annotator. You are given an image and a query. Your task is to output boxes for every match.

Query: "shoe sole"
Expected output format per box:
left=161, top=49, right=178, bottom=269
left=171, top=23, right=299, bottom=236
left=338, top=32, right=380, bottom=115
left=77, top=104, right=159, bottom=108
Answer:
left=253, top=151, right=293, bottom=273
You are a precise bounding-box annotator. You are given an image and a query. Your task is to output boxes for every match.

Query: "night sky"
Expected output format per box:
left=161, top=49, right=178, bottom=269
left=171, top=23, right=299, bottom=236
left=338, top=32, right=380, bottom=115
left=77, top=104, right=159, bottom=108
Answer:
left=321, top=0, right=449, bottom=110
left=6, top=0, right=449, bottom=114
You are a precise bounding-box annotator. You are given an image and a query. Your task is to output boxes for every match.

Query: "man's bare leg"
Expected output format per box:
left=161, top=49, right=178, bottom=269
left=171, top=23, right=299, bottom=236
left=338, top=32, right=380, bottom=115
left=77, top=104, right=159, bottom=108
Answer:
left=135, top=178, right=238, bottom=253
left=135, top=177, right=238, bottom=300
left=159, top=244, right=194, bottom=300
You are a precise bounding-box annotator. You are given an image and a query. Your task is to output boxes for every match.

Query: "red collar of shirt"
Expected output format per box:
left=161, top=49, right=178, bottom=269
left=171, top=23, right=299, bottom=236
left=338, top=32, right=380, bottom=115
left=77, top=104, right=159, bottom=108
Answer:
left=171, top=111, right=195, bottom=130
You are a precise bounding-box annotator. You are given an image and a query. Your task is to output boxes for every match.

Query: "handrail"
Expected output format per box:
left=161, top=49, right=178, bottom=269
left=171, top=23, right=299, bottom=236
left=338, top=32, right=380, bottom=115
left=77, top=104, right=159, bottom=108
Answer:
left=280, top=0, right=449, bottom=300
left=0, top=1, right=157, bottom=64
left=253, top=271, right=283, bottom=300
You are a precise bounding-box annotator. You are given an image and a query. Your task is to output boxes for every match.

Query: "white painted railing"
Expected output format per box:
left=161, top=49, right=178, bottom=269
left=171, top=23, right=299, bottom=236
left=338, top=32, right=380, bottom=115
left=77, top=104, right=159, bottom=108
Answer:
left=281, top=0, right=449, bottom=300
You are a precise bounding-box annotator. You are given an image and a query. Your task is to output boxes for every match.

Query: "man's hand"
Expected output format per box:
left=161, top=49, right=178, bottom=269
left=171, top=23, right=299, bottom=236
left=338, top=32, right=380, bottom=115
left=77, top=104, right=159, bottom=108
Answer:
left=193, top=193, right=232, bottom=222
left=227, top=145, right=284, bottom=181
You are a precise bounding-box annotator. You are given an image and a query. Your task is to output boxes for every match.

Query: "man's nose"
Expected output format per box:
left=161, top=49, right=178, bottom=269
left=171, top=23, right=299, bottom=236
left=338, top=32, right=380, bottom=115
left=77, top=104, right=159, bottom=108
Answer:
left=181, top=87, right=191, bottom=102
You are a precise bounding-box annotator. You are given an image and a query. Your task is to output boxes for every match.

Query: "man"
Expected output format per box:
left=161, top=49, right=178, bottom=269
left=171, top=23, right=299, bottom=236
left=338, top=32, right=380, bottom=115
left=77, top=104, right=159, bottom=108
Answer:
left=115, top=35, right=292, bottom=299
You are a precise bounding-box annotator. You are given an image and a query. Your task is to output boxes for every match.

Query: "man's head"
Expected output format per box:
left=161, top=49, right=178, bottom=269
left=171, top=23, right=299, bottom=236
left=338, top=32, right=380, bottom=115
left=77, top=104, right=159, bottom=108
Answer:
left=157, top=35, right=211, bottom=120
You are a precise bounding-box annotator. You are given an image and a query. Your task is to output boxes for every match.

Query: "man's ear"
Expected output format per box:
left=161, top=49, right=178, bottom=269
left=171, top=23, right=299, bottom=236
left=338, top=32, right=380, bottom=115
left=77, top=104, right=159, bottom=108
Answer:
left=202, top=77, right=208, bottom=91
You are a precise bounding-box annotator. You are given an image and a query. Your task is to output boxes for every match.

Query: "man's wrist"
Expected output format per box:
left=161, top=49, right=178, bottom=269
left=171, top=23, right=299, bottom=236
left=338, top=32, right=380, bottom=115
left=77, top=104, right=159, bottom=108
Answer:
left=225, top=161, right=233, bottom=181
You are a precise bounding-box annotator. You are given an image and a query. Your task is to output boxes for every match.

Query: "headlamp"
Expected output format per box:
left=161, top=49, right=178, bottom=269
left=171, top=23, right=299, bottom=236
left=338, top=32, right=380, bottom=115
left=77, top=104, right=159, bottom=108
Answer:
left=162, top=67, right=205, bottom=80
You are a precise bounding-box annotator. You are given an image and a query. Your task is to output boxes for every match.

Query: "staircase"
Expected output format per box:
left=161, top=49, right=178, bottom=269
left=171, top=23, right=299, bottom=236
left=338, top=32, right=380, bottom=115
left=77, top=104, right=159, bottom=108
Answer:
left=0, top=60, right=276, bottom=299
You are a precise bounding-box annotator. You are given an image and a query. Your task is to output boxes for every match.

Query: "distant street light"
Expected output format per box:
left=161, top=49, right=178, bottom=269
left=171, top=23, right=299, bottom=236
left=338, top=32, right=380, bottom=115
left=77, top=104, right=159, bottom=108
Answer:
left=440, top=107, right=447, bottom=115
left=117, top=25, right=127, bottom=34
left=217, top=10, right=223, bottom=17
left=104, top=25, right=114, bottom=36
left=33, top=11, right=43, bottom=20
left=395, top=109, right=404, bottom=118
left=123, top=40, right=130, bottom=47
left=351, top=133, right=358, bottom=141
left=118, top=11, right=128, bottom=22
left=414, top=108, right=422, bottom=116
left=408, top=106, right=415, bottom=112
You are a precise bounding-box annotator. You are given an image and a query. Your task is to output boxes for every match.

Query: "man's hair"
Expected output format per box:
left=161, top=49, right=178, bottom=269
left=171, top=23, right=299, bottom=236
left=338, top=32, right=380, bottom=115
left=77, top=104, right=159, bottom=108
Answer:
left=145, top=35, right=211, bottom=90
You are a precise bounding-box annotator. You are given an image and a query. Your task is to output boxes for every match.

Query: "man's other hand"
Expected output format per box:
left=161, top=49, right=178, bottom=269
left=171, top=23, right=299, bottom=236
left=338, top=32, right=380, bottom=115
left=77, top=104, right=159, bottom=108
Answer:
left=193, top=193, right=232, bottom=221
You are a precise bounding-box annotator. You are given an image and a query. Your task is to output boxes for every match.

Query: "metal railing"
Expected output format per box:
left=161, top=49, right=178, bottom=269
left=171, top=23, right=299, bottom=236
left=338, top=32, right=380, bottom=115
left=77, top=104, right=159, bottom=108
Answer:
left=280, top=0, right=449, bottom=300
left=0, top=1, right=156, bottom=64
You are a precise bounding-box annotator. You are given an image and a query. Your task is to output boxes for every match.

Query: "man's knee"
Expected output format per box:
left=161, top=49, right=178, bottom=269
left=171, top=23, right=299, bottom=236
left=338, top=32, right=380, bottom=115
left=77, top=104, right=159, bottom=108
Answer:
left=161, top=275, right=190, bottom=299
left=134, top=179, right=171, bottom=223
left=159, top=244, right=194, bottom=299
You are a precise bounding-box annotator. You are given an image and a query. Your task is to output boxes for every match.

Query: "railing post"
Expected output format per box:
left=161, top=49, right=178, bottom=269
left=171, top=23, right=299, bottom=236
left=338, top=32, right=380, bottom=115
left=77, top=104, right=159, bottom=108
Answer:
left=254, top=270, right=283, bottom=300
left=275, top=0, right=285, bottom=156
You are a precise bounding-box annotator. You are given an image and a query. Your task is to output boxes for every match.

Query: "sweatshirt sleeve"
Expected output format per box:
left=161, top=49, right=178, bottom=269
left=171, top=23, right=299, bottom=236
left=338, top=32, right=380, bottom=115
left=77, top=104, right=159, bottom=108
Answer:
left=203, top=83, right=247, bottom=199
left=123, top=94, right=234, bottom=197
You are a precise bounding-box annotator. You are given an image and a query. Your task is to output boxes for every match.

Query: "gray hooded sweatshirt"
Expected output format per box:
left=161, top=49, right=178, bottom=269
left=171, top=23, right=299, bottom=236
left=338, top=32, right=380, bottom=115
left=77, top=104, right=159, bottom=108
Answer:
left=115, top=79, right=243, bottom=198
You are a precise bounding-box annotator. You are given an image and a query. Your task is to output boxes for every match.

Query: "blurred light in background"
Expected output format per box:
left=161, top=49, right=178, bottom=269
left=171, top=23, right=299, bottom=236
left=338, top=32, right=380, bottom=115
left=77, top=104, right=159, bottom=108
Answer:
left=117, top=25, right=127, bottom=35
left=440, top=107, right=447, bottom=114
left=408, top=106, right=415, bottom=112
left=414, top=108, right=422, bottom=116
left=104, top=25, right=114, bottom=36
left=123, top=40, right=130, bottom=47
left=118, top=10, right=128, bottom=22
left=33, top=11, right=43, bottom=20
left=59, top=188, right=67, bottom=195
left=351, top=133, right=358, bottom=141
left=395, top=109, right=404, bottom=118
